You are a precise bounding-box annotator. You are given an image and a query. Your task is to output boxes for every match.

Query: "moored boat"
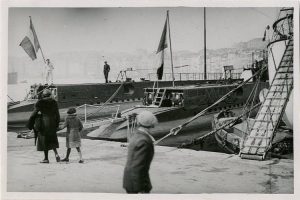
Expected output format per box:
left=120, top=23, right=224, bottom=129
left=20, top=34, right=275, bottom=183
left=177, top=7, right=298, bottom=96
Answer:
left=7, top=78, right=232, bottom=130
left=87, top=81, right=268, bottom=141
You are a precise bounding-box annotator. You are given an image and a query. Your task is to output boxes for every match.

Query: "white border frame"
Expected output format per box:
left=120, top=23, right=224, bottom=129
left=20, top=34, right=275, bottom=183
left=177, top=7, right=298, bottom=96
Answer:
left=1, top=0, right=299, bottom=200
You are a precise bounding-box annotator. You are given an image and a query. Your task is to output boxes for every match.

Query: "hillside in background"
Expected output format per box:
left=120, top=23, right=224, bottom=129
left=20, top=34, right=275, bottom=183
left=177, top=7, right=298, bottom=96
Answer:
left=8, top=37, right=267, bottom=84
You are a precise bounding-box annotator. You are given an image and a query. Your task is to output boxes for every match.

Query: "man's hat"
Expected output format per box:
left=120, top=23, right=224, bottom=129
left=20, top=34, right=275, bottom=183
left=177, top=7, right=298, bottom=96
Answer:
left=67, top=107, right=76, bottom=115
left=136, top=111, right=158, bottom=128
left=104, top=61, right=107, bottom=63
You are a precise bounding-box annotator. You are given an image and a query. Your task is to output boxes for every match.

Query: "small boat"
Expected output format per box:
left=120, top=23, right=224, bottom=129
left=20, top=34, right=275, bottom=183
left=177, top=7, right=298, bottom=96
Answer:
left=212, top=110, right=293, bottom=155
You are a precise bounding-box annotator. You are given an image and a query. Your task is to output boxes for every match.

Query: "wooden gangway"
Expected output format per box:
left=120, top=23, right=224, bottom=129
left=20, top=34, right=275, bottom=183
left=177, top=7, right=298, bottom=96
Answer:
left=239, top=39, right=293, bottom=160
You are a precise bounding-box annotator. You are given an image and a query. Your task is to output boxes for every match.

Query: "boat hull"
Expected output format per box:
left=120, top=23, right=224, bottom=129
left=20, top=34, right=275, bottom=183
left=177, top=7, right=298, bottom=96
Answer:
left=7, top=80, right=227, bottom=127
left=8, top=80, right=222, bottom=113
left=213, top=115, right=293, bottom=155
left=7, top=101, right=140, bottom=131
left=88, top=106, right=250, bottom=141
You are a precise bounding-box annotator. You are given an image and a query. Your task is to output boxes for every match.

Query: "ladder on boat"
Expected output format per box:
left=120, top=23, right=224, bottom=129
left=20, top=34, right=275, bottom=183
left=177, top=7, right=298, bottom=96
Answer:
left=239, top=39, right=293, bottom=160
left=153, top=88, right=166, bottom=106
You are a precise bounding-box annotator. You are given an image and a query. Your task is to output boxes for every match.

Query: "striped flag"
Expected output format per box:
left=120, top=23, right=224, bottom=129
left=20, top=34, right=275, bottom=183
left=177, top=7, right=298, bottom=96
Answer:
left=156, top=17, right=168, bottom=80
left=19, top=17, right=41, bottom=60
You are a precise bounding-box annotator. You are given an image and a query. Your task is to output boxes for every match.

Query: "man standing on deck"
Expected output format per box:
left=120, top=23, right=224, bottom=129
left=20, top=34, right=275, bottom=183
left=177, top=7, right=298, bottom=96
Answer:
left=123, top=111, right=157, bottom=194
left=103, top=61, right=110, bottom=83
left=45, top=59, right=54, bottom=85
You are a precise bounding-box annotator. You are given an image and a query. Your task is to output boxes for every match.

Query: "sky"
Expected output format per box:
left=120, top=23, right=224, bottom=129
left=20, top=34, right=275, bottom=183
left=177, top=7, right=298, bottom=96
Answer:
left=8, top=7, right=279, bottom=58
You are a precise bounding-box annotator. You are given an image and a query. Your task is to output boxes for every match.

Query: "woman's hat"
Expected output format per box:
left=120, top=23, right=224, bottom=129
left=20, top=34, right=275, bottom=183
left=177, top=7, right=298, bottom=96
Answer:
left=67, top=107, right=76, bottom=114
left=42, top=89, right=52, bottom=97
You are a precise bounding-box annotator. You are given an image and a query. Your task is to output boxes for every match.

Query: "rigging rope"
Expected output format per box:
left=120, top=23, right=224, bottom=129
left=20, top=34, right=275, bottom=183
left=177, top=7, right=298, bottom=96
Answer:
left=177, top=102, right=261, bottom=148
left=154, top=65, right=267, bottom=145
left=7, top=95, right=16, bottom=103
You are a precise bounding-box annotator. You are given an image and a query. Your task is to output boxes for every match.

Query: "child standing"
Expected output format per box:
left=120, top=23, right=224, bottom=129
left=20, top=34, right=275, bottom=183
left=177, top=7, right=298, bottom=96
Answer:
left=60, top=107, right=84, bottom=163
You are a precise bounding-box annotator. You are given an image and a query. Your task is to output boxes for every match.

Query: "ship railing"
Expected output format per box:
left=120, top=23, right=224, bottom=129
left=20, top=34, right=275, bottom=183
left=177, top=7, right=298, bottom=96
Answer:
left=62, top=104, right=121, bottom=124
left=268, top=8, right=293, bottom=47
left=147, top=72, right=241, bottom=81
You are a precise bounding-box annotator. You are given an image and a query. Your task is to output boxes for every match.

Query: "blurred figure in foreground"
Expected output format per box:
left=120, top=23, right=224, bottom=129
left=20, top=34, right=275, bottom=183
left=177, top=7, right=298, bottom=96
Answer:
left=123, top=111, right=158, bottom=194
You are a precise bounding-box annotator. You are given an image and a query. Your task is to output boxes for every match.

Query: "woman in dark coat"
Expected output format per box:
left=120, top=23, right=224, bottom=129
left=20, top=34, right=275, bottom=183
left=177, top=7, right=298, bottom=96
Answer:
left=27, top=89, right=61, bottom=163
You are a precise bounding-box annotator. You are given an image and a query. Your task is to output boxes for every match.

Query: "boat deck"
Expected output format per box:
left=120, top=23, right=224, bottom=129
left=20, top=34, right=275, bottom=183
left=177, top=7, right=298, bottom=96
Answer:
left=5, top=131, right=293, bottom=194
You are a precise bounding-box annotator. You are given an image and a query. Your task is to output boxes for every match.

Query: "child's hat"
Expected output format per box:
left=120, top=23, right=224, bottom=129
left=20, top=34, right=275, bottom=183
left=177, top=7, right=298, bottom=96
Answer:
left=67, top=107, right=76, bottom=114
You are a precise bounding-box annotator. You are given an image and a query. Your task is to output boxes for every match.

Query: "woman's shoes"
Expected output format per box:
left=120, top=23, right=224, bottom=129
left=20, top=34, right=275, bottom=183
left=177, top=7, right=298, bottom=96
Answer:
left=61, top=158, right=69, bottom=162
left=40, top=159, right=49, bottom=163
left=79, top=160, right=84, bottom=164
left=56, top=155, right=61, bottom=162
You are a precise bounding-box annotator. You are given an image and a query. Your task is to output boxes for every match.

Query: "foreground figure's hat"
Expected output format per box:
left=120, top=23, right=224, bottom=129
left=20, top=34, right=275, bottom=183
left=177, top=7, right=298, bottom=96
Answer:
left=42, top=89, right=52, bottom=97
left=136, top=111, right=158, bottom=128
left=67, top=107, right=76, bottom=114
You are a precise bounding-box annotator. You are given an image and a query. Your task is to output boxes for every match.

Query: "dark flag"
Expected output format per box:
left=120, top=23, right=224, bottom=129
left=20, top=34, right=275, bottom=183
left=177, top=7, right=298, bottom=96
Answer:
left=19, top=17, right=41, bottom=60
left=156, top=17, right=168, bottom=80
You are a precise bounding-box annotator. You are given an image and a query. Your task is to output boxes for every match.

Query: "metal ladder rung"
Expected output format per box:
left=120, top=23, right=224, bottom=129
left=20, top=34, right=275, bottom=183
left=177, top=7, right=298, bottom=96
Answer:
left=272, top=81, right=293, bottom=85
left=277, top=71, right=293, bottom=74
left=281, top=61, right=292, bottom=64
left=276, top=78, right=293, bottom=80
left=258, top=111, right=281, bottom=114
left=265, top=97, right=287, bottom=100
left=280, top=63, right=293, bottom=67
left=268, top=91, right=288, bottom=94
left=282, top=58, right=293, bottom=62
left=276, top=73, right=293, bottom=77
left=251, top=128, right=274, bottom=131
left=242, top=145, right=267, bottom=148
left=261, top=105, right=284, bottom=108
left=272, top=83, right=293, bottom=86
left=278, top=67, right=293, bottom=70
left=254, top=119, right=278, bottom=123
left=246, top=136, right=271, bottom=139
left=269, top=89, right=289, bottom=92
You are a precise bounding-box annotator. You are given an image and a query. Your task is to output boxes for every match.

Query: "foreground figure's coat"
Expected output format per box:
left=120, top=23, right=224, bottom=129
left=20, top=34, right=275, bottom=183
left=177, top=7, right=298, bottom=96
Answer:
left=28, top=97, right=60, bottom=151
left=123, top=129, right=154, bottom=193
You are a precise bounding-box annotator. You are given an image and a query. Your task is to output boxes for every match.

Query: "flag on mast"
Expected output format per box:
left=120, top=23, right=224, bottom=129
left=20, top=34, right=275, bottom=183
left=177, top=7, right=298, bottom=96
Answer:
left=19, top=17, right=41, bottom=60
left=156, top=16, right=168, bottom=80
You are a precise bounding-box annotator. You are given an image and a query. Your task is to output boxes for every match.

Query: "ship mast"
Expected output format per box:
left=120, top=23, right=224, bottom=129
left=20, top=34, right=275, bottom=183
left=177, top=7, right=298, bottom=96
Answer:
left=167, top=10, right=175, bottom=87
left=204, top=7, right=207, bottom=80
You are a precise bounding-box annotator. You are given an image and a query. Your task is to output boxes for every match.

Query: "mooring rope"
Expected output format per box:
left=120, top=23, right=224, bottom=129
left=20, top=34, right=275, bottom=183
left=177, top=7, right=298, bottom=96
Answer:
left=176, top=102, right=261, bottom=148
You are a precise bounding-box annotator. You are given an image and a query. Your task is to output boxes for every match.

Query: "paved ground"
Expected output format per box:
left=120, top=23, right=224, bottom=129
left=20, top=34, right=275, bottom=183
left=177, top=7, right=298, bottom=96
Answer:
left=5, top=132, right=293, bottom=194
